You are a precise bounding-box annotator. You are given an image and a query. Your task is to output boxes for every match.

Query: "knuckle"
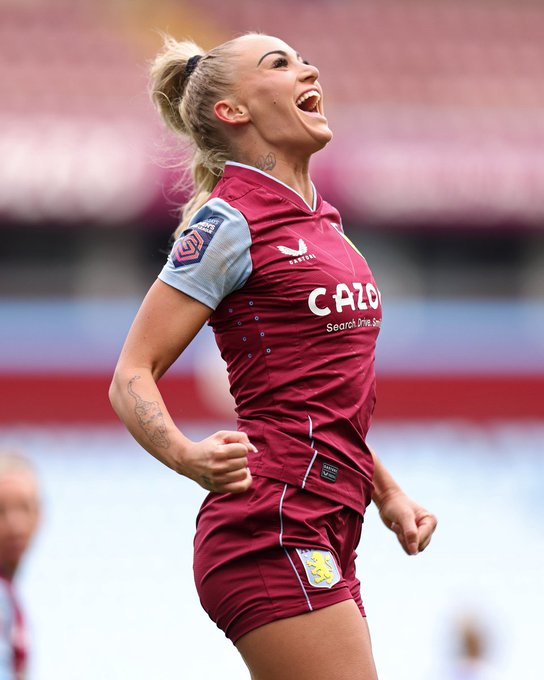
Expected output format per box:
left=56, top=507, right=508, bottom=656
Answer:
left=211, top=445, right=226, bottom=460
left=211, top=461, right=225, bottom=475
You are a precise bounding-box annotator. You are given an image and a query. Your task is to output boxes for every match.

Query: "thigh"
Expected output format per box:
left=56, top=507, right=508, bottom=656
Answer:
left=236, top=599, right=378, bottom=680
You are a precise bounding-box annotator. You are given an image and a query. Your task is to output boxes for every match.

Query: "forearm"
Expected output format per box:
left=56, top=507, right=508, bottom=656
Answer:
left=370, top=448, right=403, bottom=508
left=109, top=367, right=190, bottom=473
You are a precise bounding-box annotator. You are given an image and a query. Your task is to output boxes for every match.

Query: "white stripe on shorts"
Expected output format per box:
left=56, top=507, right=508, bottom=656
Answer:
left=278, top=483, right=313, bottom=611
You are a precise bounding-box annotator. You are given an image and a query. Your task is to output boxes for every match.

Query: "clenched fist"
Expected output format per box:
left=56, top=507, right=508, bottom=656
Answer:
left=177, top=430, right=255, bottom=494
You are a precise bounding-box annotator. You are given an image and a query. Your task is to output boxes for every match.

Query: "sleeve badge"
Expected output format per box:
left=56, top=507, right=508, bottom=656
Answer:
left=170, top=215, right=224, bottom=267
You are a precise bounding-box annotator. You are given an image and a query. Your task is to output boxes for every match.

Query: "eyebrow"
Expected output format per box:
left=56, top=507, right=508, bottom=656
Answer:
left=257, top=49, right=302, bottom=66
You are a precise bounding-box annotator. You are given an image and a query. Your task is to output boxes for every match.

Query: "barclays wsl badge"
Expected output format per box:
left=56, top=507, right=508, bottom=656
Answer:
left=296, top=548, right=341, bottom=589
left=170, top=215, right=224, bottom=267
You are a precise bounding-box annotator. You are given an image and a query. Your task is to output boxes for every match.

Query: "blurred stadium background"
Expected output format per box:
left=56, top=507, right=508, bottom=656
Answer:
left=1, top=0, right=543, bottom=678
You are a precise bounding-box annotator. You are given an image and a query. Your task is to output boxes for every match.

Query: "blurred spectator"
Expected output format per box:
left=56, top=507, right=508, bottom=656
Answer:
left=447, top=617, right=505, bottom=680
left=0, top=454, right=40, bottom=680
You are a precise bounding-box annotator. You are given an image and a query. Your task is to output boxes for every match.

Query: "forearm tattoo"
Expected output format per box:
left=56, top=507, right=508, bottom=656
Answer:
left=255, top=152, right=276, bottom=172
left=127, top=375, right=170, bottom=449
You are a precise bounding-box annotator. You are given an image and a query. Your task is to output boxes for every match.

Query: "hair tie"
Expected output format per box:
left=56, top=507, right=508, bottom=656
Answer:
left=184, top=55, right=202, bottom=80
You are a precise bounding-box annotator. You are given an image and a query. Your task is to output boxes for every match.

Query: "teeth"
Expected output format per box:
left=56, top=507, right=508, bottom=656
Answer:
left=296, top=90, right=321, bottom=108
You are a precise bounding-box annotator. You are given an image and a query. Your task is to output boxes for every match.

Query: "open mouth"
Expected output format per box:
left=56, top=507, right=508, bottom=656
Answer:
left=295, top=89, right=322, bottom=115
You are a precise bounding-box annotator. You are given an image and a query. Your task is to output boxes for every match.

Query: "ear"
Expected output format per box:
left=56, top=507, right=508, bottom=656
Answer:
left=214, top=99, right=250, bottom=126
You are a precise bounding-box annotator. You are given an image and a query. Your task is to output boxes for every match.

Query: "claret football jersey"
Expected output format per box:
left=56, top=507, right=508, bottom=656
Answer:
left=0, top=575, right=27, bottom=679
left=160, top=162, right=382, bottom=514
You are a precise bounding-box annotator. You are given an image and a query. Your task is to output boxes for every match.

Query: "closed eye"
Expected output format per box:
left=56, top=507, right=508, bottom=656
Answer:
left=272, top=56, right=289, bottom=68
left=272, top=57, right=313, bottom=68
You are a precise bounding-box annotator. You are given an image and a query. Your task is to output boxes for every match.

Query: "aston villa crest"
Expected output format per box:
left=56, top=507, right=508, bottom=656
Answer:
left=296, top=548, right=341, bottom=589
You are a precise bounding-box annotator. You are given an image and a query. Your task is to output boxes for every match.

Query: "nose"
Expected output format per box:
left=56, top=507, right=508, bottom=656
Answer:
left=299, top=62, right=319, bottom=82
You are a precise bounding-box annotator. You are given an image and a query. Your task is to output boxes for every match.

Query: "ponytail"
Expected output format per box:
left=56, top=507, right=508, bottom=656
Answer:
left=149, top=34, right=239, bottom=237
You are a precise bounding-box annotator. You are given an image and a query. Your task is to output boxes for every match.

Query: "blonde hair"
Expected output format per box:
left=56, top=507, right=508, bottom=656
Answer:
left=150, top=34, right=245, bottom=238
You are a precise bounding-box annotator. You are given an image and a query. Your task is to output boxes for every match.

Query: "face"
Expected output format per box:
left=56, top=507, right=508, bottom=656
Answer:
left=228, top=35, right=333, bottom=156
left=0, top=471, right=40, bottom=575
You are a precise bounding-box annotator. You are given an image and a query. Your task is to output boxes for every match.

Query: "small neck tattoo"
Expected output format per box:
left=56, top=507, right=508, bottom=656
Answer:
left=255, top=152, right=276, bottom=172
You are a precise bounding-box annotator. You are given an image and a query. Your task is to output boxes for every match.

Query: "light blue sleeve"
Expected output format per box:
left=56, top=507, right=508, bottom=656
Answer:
left=0, top=583, right=15, bottom=680
left=158, top=198, right=253, bottom=310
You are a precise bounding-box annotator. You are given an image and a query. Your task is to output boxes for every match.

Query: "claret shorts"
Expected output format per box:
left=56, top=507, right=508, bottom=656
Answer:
left=193, top=474, right=367, bottom=643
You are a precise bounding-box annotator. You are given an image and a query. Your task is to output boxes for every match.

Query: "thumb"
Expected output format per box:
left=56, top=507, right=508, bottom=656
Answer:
left=222, top=431, right=258, bottom=453
left=399, top=515, right=419, bottom=555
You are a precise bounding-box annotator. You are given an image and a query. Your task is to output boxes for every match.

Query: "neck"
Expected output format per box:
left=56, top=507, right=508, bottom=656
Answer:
left=235, top=150, right=314, bottom=208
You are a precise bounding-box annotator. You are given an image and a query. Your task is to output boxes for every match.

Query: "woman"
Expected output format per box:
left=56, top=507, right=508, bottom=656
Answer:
left=110, top=32, right=437, bottom=679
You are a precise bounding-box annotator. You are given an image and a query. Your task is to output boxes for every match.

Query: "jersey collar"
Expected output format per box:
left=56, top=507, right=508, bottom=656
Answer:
left=224, top=161, right=319, bottom=213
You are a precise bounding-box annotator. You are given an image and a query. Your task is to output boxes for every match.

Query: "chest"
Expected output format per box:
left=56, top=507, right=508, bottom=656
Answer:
left=243, top=209, right=382, bottom=329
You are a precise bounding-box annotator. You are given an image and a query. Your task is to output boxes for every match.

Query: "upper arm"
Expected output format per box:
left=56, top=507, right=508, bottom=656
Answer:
left=115, top=280, right=213, bottom=380
left=116, top=198, right=252, bottom=380
left=158, top=197, right=252, bottom=309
